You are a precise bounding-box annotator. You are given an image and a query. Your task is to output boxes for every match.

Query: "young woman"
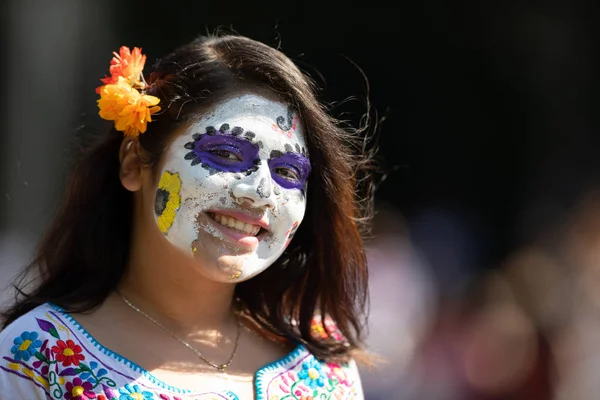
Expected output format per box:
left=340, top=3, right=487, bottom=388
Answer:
left=0, top=34, right=372, bottom=399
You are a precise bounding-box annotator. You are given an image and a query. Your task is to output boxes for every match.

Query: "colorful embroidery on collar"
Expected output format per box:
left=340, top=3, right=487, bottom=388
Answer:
left=0, top=304, right=361, bottom=399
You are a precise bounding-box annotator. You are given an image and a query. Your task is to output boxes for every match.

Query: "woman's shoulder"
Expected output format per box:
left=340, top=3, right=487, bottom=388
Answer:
left=0, top=303, right=58, bottom=355
left=256, top=343, right=364, bottom=399
left=239, top=312, right=364, bottom=398
left=0, top=303, right=66, bottom=397
left=0, top=303, right=162, bottom=399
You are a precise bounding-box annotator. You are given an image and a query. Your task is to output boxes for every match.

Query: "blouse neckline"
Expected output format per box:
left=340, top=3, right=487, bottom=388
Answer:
left=47, top=302, right=307, bottom=396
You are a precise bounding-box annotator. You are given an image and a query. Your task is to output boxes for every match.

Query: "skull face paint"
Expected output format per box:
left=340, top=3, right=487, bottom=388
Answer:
left=154, top=93, right=310, bottom=283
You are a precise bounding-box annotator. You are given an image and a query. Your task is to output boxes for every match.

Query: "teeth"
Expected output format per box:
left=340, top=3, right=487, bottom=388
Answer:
left=211, top=213, right=262, bottom=236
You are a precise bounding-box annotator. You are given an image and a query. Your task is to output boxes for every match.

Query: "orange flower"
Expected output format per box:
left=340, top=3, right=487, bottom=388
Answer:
left=107, top=46, right=146, bottom=85
left=96, top=46, right=146, bottom=93
left=97, top=77, right=160, bottom=137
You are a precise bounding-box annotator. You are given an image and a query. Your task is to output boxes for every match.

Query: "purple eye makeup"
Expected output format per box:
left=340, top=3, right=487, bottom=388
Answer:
left=184, top=124, right=260, bottom=174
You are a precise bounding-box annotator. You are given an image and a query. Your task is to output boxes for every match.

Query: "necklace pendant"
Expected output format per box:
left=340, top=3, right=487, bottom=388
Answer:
left=118, top=293, right=240, bottom=374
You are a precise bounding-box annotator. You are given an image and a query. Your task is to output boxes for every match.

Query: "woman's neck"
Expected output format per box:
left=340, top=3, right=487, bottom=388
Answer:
left=118, top=234, right=237, bottom=333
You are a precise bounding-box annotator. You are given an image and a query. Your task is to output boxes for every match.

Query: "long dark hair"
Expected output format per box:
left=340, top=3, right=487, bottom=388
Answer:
left=2, top=34, right=374, bottom=361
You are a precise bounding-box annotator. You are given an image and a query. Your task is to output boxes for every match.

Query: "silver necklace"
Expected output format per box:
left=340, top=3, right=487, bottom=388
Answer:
left=118, top=292, right=241, bottom=372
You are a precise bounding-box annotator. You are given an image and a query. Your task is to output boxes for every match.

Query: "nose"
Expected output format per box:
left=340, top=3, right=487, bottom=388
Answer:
left=232, top=164, right=277, bottom=209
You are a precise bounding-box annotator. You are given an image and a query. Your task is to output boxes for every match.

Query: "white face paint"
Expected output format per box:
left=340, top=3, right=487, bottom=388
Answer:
left=153, top=93, right=310, bottom=282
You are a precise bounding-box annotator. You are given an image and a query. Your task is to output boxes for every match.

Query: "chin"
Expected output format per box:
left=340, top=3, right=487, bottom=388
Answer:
left=196, top=253, right=270, bottom=283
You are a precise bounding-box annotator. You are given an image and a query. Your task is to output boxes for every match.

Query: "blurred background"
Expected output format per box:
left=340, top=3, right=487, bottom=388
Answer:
left=1, top=0, right=600, bottom=398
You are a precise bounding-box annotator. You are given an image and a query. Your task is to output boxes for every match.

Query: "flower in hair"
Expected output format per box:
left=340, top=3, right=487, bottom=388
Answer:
left=96, top=46, right=160, bottom=137
left=98, top=77, right=160, bottom=137
left=101, top=46, right=147, bottom=88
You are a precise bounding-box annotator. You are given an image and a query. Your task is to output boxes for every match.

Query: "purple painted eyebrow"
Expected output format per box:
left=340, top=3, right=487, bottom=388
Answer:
left=268, top=151, right=311, bottom=190
left=184, top=130, right=260, bottom=174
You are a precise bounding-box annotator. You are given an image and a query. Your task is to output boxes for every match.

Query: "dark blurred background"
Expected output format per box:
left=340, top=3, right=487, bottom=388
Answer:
left=2, top=0, right=600, bottom=398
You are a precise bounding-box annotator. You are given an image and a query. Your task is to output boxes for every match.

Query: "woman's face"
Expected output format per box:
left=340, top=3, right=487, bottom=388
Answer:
left=152, top=93, right=310, bottom=282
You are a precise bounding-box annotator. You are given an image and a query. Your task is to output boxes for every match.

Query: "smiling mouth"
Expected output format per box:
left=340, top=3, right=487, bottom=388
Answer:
left=207, top=212, right=266, bottom=237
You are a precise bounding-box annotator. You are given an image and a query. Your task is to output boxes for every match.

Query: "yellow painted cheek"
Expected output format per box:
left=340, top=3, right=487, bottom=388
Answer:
left=156, top=171, right=182, bottom=234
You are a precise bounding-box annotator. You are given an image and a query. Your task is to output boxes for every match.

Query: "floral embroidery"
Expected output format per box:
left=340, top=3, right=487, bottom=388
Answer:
left=118, top=383, right=154, bottom=399
left=310, top=317, right=345, bottom=343
left=97, top=384, right=120, bottom=400
left=258, top=347, right=358, bottom=400
left=298, top=359, right=325, bottom=390
left=10, top=331, right=42, bottom=361
left=1, top=305, right=360, bottom=400
left=65, top=377, right=96, bottom=399
left=52, top=339, right=85, bottom=366
left=326, top=364, right=350, bottom=387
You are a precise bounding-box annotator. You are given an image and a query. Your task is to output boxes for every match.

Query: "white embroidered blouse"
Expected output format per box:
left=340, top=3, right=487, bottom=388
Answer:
left=0, top=304, right=363, bottom=400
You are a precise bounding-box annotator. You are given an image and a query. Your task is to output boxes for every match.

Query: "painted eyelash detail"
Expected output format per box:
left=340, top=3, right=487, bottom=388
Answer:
left=269, top=148, right=307, bottom=158
left=204, top=125, right=256, bottom=140
left=272, top=147, right=306, bottom=159
left=270, top=150, right=283, bottom=159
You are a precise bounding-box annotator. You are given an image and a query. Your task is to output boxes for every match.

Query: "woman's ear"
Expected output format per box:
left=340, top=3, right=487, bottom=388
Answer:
left=119, top=139, right=143, bottom=192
